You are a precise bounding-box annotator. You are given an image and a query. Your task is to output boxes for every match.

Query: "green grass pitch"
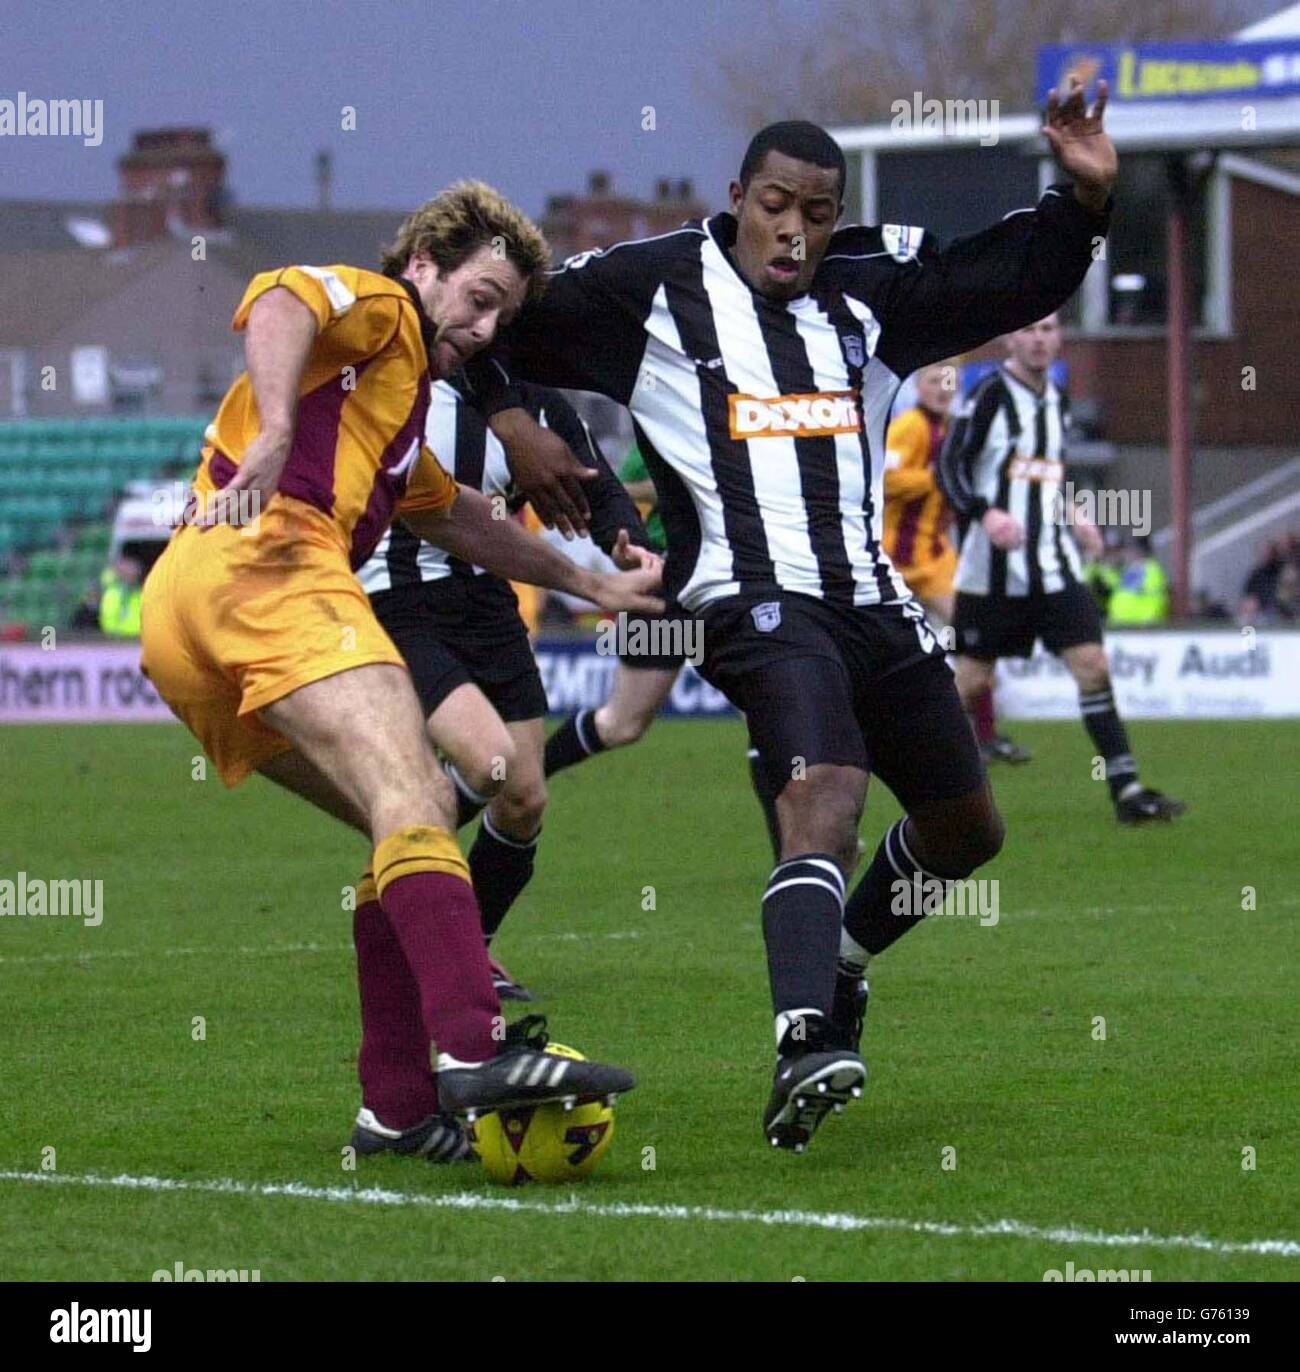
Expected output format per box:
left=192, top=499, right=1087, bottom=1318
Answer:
left=1, top=718, right=1296, bottom=1281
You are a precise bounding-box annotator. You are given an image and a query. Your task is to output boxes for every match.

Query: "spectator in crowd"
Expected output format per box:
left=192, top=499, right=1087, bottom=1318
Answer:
left=1107, top=535, right=1169, bottom=626
left=69, top=582, right=101, bottom=631
left=1238, top=534, right=1300, bottom=624
left=98, top=555, right=143, bottom=637
left=1270, top=561, right=1300, bottom=623
left=1193, top=589, right=1231, bottom=621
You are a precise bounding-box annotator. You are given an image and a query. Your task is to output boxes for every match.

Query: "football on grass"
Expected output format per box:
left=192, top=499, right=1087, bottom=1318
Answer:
left=470, top=1043, right=616, bottom=1185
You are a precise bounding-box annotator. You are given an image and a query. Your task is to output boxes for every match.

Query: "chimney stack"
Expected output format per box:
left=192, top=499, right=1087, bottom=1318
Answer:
left=113, top=128, right=226, bottom=247
left=588, top=170, right=611, bottom=196
left=316, top=150, right=333, bottom=212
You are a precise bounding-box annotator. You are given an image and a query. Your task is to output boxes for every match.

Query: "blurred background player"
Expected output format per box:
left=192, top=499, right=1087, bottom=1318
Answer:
left=139, top=184, right=659, bottom=1166
left=543, top=438, right=695, bottom=781
left=939, top=313, right=1184, bottom=823
left=884, top=362, right=1030, bottom=764
left=360, top=376, right=656, bottom=1006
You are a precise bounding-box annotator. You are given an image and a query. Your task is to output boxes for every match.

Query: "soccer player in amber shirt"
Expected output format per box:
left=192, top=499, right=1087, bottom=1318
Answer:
left=140, top=183, right=661, bottom=1159
left=885, top=364, right=1030, bottom=765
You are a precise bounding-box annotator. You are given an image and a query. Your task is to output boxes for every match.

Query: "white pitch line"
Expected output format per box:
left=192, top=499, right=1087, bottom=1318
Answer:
left=0, top=929, right=646, bottom=968
left=2, top=1170, right=1296, bottom=1259
left=0, top=940, right=349, bottom=967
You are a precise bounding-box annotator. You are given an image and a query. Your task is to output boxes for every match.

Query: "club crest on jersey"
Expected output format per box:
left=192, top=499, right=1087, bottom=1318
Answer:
left=881, top=224, right=924, bottom=263
left=728, top=390, right=861, bottom=440
left=842, top=332, right=865, bottom=369
left=751, top=601, right=782, bottom=633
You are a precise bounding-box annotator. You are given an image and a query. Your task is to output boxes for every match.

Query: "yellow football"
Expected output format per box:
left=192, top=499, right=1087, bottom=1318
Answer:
left=470, top=1043, right=616, bottom=1185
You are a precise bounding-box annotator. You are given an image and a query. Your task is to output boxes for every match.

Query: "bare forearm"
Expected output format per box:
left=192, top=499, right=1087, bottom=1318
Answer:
left=405, top=487, right=598, bottom=598
left=244, top=288, right=319, bottom=435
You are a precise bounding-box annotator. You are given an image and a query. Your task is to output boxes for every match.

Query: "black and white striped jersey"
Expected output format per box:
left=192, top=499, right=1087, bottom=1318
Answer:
left=357, top=377, right=644, bottom=597
left=467, top=184, right=1108, bottom=613
left=938, top=366, right=1082, bottom=597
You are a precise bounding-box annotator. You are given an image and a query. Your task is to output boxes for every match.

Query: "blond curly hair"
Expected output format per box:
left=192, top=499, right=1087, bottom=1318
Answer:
left=381, top=180, right=550, bottom=303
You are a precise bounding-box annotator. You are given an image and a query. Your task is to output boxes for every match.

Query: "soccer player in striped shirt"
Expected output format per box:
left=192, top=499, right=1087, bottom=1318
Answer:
left=473, top=81, right=1119, bottom=1150
left=939, top=313, right=1183, bottom=823
left=884, top=364, right=1031, bottom=765
left=140, top=184, right=661, bottom=1163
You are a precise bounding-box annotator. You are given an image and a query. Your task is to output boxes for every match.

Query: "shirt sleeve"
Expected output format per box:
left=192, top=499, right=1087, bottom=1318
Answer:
left=462, top=238, right=670, bottom=413
left=937, top=378, right=1004, bottom=521
left=232, top=265, right=401, bottom=369
left=398, top=444, right=460, bottom=515
left=232, top=265, right=361, bottom=333
left=883, top=410, right=937, bottom=502
left=618, top=443, right=648, bottom=483
left=528, top=389, right=650, bottom=554
left=874, top=185, right=1110, bottom=377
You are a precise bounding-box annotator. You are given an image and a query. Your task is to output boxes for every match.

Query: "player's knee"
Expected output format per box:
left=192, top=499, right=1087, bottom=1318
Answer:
left=778, top=775, right=861, bottom=869
left=495, top=774, right=547, bottom=835
left=597, top=705, right=652, bottom=749
left=1070, top=645, right=1109, bottom=694
left=914, top=805, right=1005, bottom=877
left=459, top=728, right=518, bottom=799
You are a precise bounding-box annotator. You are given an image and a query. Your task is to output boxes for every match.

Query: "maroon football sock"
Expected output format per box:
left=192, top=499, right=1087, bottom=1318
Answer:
left=970, top=685, right=997, bottom=744
left=352, top=896, right=438, bottom=1130
left=379, top=871, right=499, bottom=1063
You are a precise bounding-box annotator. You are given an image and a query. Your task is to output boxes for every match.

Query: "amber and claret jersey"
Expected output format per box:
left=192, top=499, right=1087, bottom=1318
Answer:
left=882, top=404, right=953, bottom=568
left=191, top=264, right=459, bottom=569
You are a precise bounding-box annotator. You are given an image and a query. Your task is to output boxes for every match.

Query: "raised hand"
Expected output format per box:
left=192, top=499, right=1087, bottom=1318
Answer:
left=1042, top=77, right=1117, bottom=214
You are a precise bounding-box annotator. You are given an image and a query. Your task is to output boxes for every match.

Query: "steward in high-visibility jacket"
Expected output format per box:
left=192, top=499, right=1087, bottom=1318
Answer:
left=1108, top=550, right=1169, bottom=626
left=99, top=560, right=143, bottom=637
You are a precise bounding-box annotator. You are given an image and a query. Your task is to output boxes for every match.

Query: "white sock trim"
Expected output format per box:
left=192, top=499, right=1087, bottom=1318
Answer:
left=446, top=762, right=490, bottom=807
left=763, top=875, right=845, bottom=907
left=435, top=1051, right=483, bottom=1072
left=770, top=855, right=846, bottom=899
left=481, top=809, right=540, bottom=850
left=774, top=1008, right=823, bottom=1049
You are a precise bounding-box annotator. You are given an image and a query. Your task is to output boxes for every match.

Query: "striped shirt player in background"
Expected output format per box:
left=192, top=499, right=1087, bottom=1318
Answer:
left=884, top=362, right=1030, bottom=765
left=938, top=313, right=1183, bottom=823
left=142, top=185, right=663, bottom=1166
left=471, top=82, right=1117, bottom=1151
left=541, top=439, right=709, bottom=805
left=357, top=378, right=656, bottom=1005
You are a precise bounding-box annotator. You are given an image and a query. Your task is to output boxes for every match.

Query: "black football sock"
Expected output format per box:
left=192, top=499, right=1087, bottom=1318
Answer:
left=469, top=811, right=540, bottom=941
left=543, top=708, right=607, bottom=777
left=1079, top=682, right=1140, bottom=801
left=841, top=817, right=958, bottom=963
left=762, top=854, right=844, bottom=1050
left=746, top=746, right=783, bottom=861
left=445, top=762, right=490, bottom=830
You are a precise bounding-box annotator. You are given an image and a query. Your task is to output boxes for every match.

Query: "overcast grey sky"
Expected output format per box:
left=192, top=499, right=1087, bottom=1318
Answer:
left=1, top=0, right=777, bottom=218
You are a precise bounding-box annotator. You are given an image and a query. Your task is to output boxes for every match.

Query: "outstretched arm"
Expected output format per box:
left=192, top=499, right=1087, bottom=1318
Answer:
left=876, top=77, right=1115, bottom=377
left=403, top=486, right=664, bottom=614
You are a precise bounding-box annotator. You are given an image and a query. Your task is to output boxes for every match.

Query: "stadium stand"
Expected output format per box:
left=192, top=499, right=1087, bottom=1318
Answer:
left=0, top=416, right=205, bottom=631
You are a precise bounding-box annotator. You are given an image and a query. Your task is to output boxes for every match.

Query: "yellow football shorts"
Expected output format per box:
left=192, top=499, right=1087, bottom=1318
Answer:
left=140, top=496, right=406, bottom=786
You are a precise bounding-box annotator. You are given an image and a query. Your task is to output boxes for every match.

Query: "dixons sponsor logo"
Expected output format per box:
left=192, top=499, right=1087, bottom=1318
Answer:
left=729, top=391, right=861, bottom=440
left=1008, top=456, right=1065, bottom=483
